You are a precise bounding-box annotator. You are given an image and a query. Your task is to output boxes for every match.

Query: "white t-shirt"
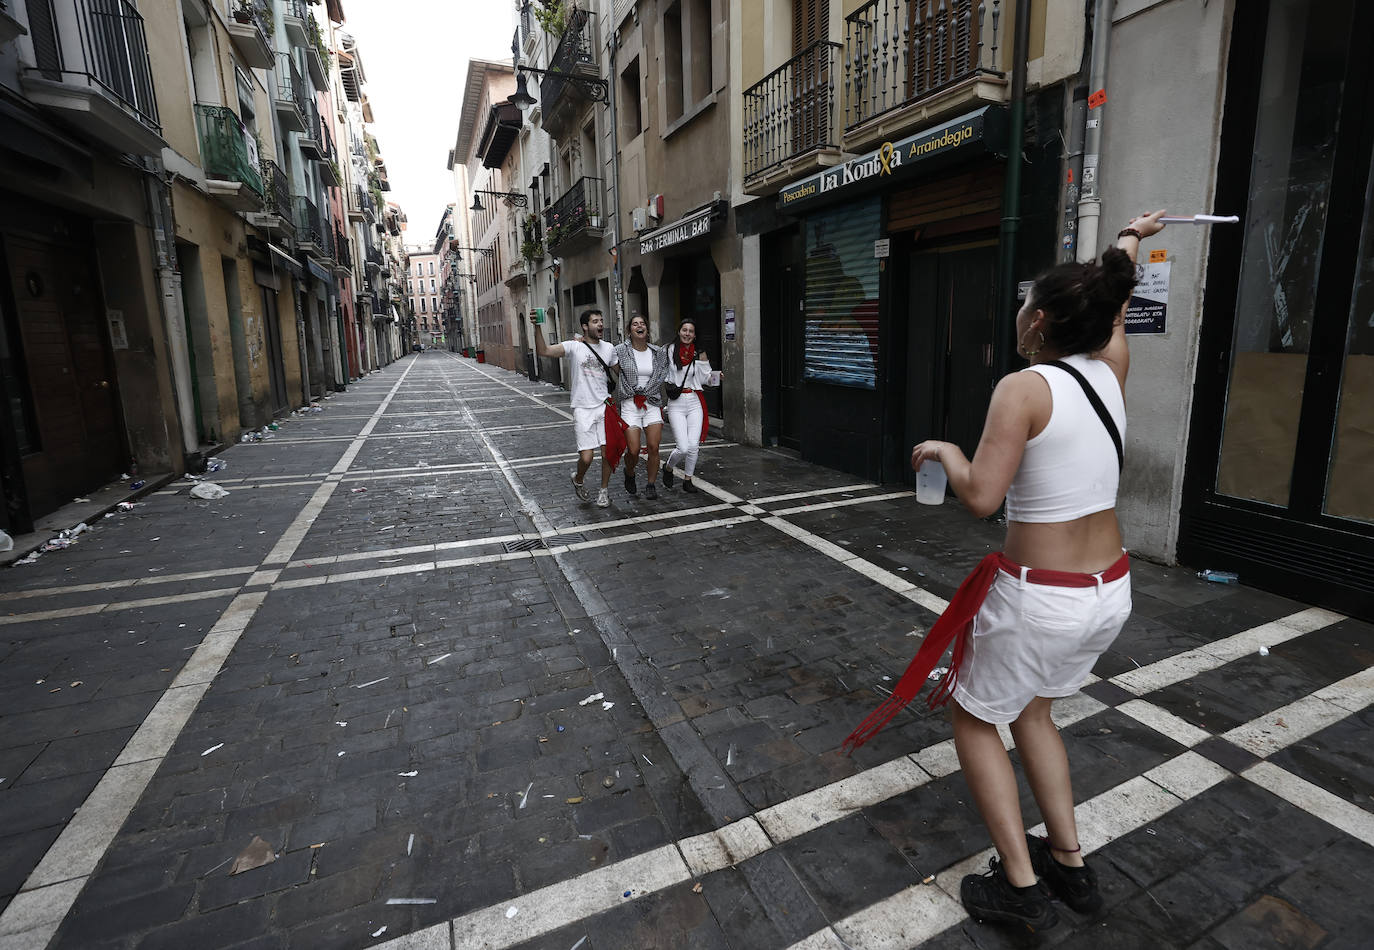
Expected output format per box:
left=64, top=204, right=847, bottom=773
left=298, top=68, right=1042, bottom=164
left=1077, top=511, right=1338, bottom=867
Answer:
left=632, top=346, right=653, bottom=380
left=562, top=339, right=618, bottom=408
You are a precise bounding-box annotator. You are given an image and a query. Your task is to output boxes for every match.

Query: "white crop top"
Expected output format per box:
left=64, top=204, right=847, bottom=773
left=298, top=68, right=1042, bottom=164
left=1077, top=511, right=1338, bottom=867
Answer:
left=1003, top=353, right=1125, bottom=523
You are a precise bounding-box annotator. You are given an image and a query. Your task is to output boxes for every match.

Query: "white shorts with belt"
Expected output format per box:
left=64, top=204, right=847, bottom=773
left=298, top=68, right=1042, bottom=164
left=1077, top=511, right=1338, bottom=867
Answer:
left=952, top=567, right=1132, bottom=724
left=618, top=400, right=663, bottom=429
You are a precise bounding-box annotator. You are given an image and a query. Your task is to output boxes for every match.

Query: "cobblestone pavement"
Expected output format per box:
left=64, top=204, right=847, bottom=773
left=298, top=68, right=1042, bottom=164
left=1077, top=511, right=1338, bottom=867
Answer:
left=1, top=352, right=1371, bottom=950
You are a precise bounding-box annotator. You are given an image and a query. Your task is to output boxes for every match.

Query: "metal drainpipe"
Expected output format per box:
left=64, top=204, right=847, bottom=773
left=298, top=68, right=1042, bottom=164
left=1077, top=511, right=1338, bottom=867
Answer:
left=1059, top=0, right=1095, bottom=263
left=606, top=27, right=624, bottom=339
left=996, top=0, right=1032, bottom=379
left=1077, top=0, right=1114, bottom=263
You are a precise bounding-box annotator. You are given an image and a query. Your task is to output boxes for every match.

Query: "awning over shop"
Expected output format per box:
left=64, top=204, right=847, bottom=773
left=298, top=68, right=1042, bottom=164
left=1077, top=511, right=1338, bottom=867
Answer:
left=776, top=105, right=1008, bottom=213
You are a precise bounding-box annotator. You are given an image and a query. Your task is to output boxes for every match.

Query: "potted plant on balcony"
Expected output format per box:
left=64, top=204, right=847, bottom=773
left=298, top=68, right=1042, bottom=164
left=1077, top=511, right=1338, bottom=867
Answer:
left=533, top=0, right=566, bottom=37
left=232, top=0, right=256, bottom=24
left=521, top=236, right=544, bottom=262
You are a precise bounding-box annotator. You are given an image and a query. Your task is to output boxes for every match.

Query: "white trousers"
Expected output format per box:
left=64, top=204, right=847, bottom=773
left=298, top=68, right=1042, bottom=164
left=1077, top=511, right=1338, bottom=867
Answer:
left=664, top=394, right=703, bottom=476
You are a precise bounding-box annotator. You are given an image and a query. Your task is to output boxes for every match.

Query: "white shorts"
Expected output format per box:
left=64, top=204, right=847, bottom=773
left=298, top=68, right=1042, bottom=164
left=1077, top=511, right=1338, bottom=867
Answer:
left=572, top=406, right=605, bottom=452
left=618, top=400, right=663, bottom=430
left=952, top=567, right=1132, bottom=724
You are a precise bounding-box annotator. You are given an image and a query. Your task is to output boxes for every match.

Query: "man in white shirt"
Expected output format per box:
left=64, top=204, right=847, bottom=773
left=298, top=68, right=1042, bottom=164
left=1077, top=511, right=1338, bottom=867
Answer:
left=532, top=309, right=620, bottom=507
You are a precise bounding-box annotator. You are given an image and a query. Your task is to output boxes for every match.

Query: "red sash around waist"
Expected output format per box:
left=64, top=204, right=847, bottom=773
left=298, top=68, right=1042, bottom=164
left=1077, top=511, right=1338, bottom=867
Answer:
left=841, top=551, right=1129, bottom=755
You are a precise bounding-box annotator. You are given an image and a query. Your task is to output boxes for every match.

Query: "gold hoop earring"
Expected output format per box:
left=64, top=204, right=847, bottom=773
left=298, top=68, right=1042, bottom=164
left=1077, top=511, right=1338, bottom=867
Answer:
left=1019, top=328, right=1045, bottom=358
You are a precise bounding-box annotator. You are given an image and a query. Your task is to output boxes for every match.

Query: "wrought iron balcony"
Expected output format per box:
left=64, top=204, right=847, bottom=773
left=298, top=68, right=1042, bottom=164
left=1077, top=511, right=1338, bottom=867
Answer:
left=22, top=0, right=162, bottom=154
left=227, top=1, right=273, bottom=69
left=256, top=158, right=293, bottom=232
left=540, top=6, right=596, bottom=123
left=304, top=13, right=328, bottom=87
left=281, top=0, right=309, bottom=48
left=845, top=0, right=1005, bottom=134
left=295, top=195, right=332, bottom=260
left=298, top=100, right=322, bottom=158
left=332, top=226, right=351, bottom=269
left=317, top=120, right=339, bottom=185
left=743, top=40, right=842, bottom=188
left=365, top=244, right=383, bottom=271
left=274, top=52, right=306, bottom=132
left=194, top=104, right=263, bottom=211
left=543, top=176, right=604, bottom=252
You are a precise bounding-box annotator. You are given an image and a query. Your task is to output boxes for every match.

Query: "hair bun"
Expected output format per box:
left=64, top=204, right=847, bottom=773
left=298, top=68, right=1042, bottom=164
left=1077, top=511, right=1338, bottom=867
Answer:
left=1093, top=247, right=1138, bottom=311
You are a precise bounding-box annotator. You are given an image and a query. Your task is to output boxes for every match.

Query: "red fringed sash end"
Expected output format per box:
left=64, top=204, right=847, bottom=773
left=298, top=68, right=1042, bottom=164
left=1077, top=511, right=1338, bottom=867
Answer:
left=841, top=553, right=1002, bottom=755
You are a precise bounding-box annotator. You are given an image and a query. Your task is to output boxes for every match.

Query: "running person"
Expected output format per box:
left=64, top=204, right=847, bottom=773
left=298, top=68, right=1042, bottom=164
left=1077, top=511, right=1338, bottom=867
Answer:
left=532, top=309, right=619, bottom=508
left=661, top=319, right=718, bottom=495
left=845, top=211, right=1168, bottom=934
left=612, top=313, right=668, bottom=499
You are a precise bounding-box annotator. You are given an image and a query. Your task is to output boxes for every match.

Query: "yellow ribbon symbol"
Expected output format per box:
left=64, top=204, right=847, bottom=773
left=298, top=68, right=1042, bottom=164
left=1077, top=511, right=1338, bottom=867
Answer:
left=879, top=142, right=895, bottom=175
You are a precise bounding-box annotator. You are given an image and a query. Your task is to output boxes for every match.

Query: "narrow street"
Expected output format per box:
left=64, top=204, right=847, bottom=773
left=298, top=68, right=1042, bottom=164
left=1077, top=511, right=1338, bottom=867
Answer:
left=2, top=352, right=1371, bottom=950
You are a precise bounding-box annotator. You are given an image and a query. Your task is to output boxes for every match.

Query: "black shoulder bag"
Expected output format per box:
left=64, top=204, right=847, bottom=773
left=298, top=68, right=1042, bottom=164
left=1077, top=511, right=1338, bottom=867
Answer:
left=663, top=357, right=689, bottom=401
left=1044, top=360, right=1124, bottom=473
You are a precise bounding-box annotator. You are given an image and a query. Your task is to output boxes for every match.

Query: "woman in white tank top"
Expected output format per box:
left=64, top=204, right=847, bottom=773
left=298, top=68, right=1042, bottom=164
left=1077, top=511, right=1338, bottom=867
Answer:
left=892, top=211, right=1169, bottom=932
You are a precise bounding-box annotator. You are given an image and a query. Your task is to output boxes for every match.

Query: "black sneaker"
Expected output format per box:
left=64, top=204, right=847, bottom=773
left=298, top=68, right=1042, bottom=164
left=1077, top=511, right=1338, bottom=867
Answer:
left=644, top=483, right=658, bottom=500
left=961, top=859, right=1059, bottom=935
left=662, top=466, right=674, bottom=489
left=1026, top=835, right=1102, bottom=914
left=624, top=470, right=637, bottom=496
left=682, top=479, right=698, bottom=494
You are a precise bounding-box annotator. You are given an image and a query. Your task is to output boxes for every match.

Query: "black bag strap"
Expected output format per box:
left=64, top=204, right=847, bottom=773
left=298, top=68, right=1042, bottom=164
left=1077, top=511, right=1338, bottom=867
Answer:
left=1044, top=360, right=1124, bottom=473
left=581, top=340, right=616, bottom=391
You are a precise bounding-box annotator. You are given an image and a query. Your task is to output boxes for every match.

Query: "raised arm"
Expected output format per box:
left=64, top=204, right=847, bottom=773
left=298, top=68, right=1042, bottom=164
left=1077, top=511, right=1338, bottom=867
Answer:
left=530, top=314, right=566, bottom=358
left=1097, top=209, right=1167, bottom=387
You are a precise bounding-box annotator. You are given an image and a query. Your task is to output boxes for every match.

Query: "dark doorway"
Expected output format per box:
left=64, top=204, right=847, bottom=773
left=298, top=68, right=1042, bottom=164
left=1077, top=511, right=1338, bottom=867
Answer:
left=1180, top=0, right=1374, bottom=618
left=5, top=235, right=124, bottom=516
left=901, top=240, right=998, bottom=485
left=260, top=286, right=289, bottom=415
left=678, top=252, right=722, bottom=417
left=761, top=226, right=804, bottom=449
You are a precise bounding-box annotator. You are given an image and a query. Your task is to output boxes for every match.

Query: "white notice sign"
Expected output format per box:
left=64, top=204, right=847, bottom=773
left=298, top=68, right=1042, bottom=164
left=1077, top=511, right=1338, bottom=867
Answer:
left=1125, top=262, right=1169, bottom=334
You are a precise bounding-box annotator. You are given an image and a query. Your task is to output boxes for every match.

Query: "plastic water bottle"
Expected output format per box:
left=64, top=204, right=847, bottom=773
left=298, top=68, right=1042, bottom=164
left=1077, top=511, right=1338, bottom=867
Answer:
left=1198, top=569, right=1238, bottom=584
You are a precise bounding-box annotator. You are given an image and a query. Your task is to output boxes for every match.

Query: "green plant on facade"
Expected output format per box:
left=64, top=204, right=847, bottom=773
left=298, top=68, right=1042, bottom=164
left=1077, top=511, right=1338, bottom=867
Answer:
left=328, top=158, right=342, bottom=185
left=533, top=0, right=566, bottom=37
left=521, top=237, right=544, bottom=262
left=308, top=15, right=332, bottom=71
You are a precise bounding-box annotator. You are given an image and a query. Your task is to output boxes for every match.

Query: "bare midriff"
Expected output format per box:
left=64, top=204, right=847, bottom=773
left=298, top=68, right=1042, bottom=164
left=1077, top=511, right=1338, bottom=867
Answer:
left=1003, top=509, right=1125, bottom=574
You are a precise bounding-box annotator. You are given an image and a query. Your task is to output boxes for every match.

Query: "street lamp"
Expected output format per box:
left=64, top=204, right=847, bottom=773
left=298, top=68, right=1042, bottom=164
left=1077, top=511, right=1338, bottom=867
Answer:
left=510, top=64, right=608, bottom=108
left=471, top=190, right=529, bottom=212
left=451, top=246, right=494, bottom=260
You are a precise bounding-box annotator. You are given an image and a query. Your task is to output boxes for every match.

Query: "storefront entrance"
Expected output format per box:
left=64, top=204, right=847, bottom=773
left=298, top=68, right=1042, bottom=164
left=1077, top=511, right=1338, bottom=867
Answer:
left=676, top=254, right=722, bottom=418
left=1181, top=0, right=1374, bottom=618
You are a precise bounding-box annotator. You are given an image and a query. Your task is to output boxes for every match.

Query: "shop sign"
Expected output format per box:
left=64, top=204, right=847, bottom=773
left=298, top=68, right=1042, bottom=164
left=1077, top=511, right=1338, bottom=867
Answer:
left=1125, top=262, right=1169, bottom=334
left=724, top=307, right=736, bottom=342
left=106, top=309, right=128, bottom=349
left=777, top=106, right=1004, bottom=211
left=638, top=205, right=716, bottom=255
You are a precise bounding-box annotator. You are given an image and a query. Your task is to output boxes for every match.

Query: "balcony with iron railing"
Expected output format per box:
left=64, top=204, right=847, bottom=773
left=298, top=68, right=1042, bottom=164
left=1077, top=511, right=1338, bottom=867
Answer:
left=298, top=100, right=322, bottom=158
left=281, top=0, right=309, bottom=48
left=318, top=120, right=340, bottom=186
left=743, top=41, right=843, bottom=195
left=273, top=52, right=307, bottom=132
left=365, top=244, right=383, bottom=272
left=194, top=104, right=263, bottom=211
left=540, top=6, right=597, bottom=132
left=304, top=13, right=328, bottom=88
left=21, top=0, right=162, bottom=154
left=295, top=196, right=333, bottom=261
left=843, top=0, right=1006, bottom=148
left=332, top=226, right=351, bottom=271
left=543, top=176, right=604, bottom=253
left=227, top=1, right=273, bottom=69
left=250, top=157, right=294, bottom=234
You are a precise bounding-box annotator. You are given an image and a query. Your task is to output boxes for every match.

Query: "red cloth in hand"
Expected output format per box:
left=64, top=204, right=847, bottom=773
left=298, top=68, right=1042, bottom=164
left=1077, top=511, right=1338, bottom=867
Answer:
left=602, top=401, right=630, bottom=470
left=677, top=343, right=696, bottom=367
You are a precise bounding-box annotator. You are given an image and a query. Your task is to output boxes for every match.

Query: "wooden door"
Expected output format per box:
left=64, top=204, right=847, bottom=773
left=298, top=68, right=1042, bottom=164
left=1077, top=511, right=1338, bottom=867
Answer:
left=7, top=236, right=123, bottom=515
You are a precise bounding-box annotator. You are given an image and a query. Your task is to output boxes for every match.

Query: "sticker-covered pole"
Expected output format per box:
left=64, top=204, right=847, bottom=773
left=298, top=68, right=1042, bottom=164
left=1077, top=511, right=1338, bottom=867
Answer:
left=1077, top=0, right=1115, bottom=263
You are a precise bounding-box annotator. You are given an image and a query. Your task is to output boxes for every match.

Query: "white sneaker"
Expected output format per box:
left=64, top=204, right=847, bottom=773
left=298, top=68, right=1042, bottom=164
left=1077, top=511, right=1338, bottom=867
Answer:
left=595, top=488, right=610, bottom=508
left=571, top=473, right=590, bottom=502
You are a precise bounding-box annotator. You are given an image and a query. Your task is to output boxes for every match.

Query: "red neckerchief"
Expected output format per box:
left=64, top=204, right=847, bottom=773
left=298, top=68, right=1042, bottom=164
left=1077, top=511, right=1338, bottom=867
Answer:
left=676, top=343, right=695, bottom=367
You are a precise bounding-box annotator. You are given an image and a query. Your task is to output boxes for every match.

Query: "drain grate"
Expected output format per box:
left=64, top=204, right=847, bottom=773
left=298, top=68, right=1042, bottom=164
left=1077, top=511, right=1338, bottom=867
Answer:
left=502, top=533, right=585, bottom=553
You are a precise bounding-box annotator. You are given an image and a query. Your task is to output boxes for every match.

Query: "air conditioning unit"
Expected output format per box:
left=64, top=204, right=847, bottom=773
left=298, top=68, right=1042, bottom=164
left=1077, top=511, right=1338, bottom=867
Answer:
left=631, top=207, right=648, bottom=232
left=647, top=194, right=663, bottom=221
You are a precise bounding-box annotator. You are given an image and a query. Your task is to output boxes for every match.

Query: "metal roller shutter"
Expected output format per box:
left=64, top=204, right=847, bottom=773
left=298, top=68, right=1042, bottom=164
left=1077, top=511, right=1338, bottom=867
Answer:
left=803, top=196, right=881, bottom=389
